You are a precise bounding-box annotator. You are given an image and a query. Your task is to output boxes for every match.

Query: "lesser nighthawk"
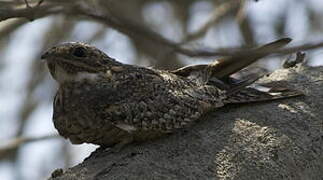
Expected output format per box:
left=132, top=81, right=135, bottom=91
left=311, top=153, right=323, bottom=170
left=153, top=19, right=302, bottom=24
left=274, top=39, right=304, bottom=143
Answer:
left=42, top=38, right=302, bottom=150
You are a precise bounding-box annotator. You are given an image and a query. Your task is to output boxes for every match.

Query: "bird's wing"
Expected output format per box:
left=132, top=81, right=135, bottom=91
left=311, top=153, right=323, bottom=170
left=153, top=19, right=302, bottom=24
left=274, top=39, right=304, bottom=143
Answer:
left=171, top=64, right=208, bottom=77
left=208, top=38, right=291, bottom=79
left=223, top=85, right=304, bottom=104
left=171, top=38, right=291, bottom=81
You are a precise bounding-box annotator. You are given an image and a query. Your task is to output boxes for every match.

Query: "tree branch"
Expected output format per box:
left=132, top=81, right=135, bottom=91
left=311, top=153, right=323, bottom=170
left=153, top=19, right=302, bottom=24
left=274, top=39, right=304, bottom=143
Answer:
left=0, top=134, right=59, bottom=160
left=182, top=0, right=239, bottom=43
left=1, top=3, right=323, bottom=60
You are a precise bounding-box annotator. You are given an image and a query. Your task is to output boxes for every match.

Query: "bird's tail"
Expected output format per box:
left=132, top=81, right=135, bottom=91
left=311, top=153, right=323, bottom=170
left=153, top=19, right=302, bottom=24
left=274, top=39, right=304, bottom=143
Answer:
left=209, top=38, right=292, bottom=79
left=224, top=86, right=303, bottom=104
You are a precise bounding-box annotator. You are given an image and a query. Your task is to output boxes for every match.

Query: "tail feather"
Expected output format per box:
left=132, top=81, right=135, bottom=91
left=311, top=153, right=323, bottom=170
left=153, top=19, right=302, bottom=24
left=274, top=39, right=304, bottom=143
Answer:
left=224, top=73, right=266, bottom=95
left=171, top=38, right=292, bottom=81
left=224, top=86, right=303, bottom=104
left=210, top=38, right=292, bottom=79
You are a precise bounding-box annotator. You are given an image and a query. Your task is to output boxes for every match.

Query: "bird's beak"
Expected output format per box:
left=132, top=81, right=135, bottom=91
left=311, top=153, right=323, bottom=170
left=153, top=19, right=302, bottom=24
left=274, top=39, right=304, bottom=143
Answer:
left=41, top=51, right=50, bottom=60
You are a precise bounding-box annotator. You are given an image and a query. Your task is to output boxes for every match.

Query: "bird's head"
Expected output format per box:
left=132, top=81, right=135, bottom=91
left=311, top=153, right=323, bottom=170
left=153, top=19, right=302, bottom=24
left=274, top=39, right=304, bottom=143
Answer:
left=41, top=42, right=120, bottom=83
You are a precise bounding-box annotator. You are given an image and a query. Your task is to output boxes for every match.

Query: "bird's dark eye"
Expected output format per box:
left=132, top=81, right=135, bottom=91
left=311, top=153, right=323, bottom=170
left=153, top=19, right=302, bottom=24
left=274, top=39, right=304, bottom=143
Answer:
left=72, top=47, right=86, bottom=57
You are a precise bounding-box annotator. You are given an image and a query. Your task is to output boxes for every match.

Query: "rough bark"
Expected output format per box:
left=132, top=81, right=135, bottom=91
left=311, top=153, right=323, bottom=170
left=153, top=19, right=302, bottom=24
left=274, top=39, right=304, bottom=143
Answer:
left=49, top=65, right=323, bottom=180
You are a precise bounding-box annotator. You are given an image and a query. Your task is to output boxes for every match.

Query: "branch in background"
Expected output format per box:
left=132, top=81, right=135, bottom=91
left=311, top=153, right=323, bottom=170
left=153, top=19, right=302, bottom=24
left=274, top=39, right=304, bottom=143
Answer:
left=0, top=19, right=28, bottom=40
left=74, top=7, right=184, bottom=69
left=0, top=134, right=60, bottom=160
left=24, top=0, right=32, bottom=8
left=175, top=41, right=323, bottom=58
left=76, top=9, right=179, bottom=50
left=0, top=1, right=181, bottom=63
left=23, top=0, right=45, bottom=8
left=58, top=4, right=323, bottom=59
left=1, top=2, right=323, bottom=61
left=37, top=0, right=45, bottom=6
left=182, top=0, right=239, bottom=43
left=236, top=1, right=256, bottom=45
left=75, top=8, right=323, bottom=59
left=0, top=3, right=63, bottom=21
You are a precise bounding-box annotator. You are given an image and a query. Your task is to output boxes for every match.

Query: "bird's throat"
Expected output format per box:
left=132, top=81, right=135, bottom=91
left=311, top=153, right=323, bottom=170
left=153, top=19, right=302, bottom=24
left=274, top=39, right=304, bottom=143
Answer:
left=47, top=62, right=100, bottom=84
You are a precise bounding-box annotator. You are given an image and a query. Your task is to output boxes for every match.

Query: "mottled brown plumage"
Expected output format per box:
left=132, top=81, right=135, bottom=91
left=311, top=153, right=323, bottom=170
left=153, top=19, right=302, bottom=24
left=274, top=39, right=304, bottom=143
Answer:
left=42, top=38, right=302, bottom=150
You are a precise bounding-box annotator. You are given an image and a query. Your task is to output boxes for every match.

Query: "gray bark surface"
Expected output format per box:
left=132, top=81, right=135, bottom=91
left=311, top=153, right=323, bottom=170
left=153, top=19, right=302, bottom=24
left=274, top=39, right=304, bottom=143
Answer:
left=49, top=65, right=323, bottom=180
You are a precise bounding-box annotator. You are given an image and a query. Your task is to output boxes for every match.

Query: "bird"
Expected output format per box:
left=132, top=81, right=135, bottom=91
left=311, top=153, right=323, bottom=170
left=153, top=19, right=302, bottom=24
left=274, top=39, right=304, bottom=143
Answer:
left=41, top=38, right=303, bottom=151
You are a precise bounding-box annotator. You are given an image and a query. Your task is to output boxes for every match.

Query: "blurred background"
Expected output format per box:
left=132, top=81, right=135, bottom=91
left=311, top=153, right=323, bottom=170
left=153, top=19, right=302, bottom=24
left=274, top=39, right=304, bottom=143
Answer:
left=0, top=0, right=323, bottom=179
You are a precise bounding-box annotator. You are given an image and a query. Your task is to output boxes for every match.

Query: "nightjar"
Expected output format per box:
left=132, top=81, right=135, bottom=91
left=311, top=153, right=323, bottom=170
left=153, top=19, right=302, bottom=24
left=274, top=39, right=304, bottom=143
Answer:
left=41, top=38, right=302, bottom=150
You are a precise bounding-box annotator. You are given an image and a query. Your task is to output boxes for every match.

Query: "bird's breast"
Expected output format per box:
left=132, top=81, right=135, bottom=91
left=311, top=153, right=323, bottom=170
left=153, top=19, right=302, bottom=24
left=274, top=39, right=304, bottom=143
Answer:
left=53, top=85, right=130, bottom=146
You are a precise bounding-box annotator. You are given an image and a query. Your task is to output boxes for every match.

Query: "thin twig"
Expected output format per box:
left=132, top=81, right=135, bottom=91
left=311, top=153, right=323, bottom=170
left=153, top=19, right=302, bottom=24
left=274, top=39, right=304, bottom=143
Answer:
left=24, top=0, right=31, bottom=8
left=0, top=2, right=70, bottom=22
left=0, top=134, right=60, bottom=159
left=182, top=0, right=238, bottom=43
left=37, top=0, right=45, bottom=6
